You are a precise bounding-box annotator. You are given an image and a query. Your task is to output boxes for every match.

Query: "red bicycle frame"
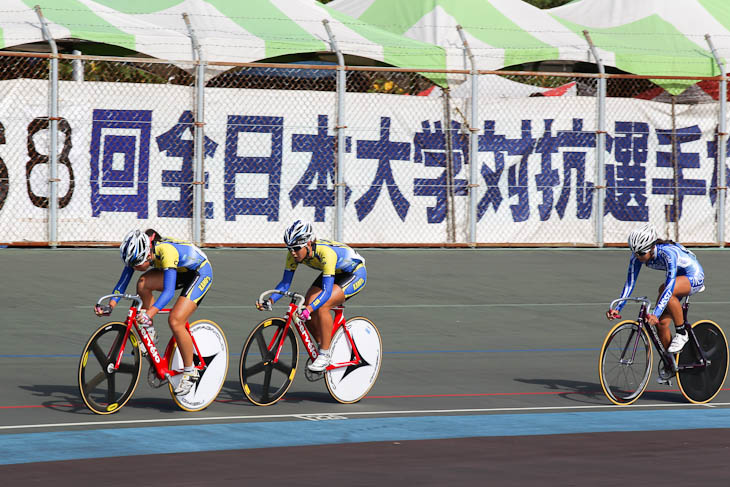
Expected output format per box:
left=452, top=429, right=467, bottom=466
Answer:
left=106, top=295, right=208, bottom=381
left=268, top=294, right=362, bottom=371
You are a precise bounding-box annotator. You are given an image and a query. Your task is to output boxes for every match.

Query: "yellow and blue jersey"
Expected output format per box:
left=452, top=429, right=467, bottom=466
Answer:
left=112, top=239, right=212, bottom=309
left=273, top=239, right=366, bottom=311
left=284, top=239, right=364, bottom=276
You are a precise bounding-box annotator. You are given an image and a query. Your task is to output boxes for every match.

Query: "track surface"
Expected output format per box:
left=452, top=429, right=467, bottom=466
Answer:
left=1, top=248, right=729, bottom=484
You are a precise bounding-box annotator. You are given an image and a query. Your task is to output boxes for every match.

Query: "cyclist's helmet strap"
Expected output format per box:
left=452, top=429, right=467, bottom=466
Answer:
left=283, top=220, right=314, bottom=247
left=120, top=229, right=151, bottom=267
left=627, top=223, right=657, bottom=254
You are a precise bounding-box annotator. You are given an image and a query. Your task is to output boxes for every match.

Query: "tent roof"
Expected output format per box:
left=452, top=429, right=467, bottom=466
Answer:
left=328, top=0, right=589, bottom=73
left=0, top=0, right=446, bottom=80
left=548, top=0, right=730, bottom=93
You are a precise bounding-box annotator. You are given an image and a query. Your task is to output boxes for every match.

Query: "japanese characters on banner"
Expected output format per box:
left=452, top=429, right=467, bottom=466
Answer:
left=0, top=79, right=727, bottom=245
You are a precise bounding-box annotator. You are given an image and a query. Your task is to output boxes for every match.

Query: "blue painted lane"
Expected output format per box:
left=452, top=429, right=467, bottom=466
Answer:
left=2, top=408, right=730, bottom=465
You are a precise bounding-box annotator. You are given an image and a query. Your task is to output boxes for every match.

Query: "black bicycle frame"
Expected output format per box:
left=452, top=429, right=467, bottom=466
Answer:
left=635, top=298, right=709, bottom=372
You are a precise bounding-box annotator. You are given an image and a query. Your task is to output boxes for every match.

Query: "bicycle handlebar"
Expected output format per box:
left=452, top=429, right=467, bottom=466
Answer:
left=259, top=289, right=305, bottom=309
left=610, top=296, right=651, bottom=310
left=97, top=293, right=143, bottom=310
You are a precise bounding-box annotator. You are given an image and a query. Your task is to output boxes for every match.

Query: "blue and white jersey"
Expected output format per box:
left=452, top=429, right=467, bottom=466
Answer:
left=616, top=243, right=705, bottom=317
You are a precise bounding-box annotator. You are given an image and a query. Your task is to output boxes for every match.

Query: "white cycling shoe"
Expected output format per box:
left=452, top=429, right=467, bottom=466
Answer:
left=307, top=351, right=331, bottom=372
left=667, top=332, right=689, bottom=353
left=174, top=369, right=199, bottom=396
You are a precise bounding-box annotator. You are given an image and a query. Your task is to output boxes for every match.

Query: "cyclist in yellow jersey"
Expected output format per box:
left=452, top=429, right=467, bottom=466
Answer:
left=256, top=220, right=367, bottom=372
left=94, top=228, right=213, bottom=395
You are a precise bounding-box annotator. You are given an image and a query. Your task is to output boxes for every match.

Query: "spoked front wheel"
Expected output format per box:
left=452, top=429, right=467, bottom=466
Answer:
left=677, top=320, right=729, bottom=404
left=239, top=317, right=299, bottom=406
left=599, top=320, right=652, bottom=405
left=325, top=317, right=382, bottom=404
left=78, top=322, right=142, bottom=414
left=169, top=319, right=229, bottom=411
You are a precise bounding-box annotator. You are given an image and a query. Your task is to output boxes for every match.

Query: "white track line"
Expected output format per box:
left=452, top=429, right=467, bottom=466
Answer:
left=3, top=402, right=729, bottom=431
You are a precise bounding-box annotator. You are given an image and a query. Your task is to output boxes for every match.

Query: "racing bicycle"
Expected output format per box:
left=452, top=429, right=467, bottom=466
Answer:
left=239, top=289, right=382, bottom=406
left=78, top=293, right=228, bottom=414
left=599, top=296, right=728, bottom=405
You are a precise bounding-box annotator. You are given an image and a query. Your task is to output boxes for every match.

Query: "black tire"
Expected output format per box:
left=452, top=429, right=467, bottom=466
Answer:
left=677, top=320, right=729, bottom=404
left=239, top=317, right=299, bottom=406
left=78, top=322, right=142, bottom=414
left=599, top=320, right=652, bottom=405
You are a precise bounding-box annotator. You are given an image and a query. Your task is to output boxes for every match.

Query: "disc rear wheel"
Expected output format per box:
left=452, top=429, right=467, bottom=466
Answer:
left=325, top=317, right=382, bottom=404
left=677, top=320, right=728, bottom=404
left=169, top=319, right=229, bottom=411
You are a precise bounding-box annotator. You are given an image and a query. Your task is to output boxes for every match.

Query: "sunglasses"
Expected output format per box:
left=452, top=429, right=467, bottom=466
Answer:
left=287, top=244, right=305, bottom=252
left=635, top=250, right=649, bottom=257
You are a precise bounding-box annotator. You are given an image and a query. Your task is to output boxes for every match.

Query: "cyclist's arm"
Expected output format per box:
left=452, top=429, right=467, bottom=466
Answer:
left=271, top=269, right=295, bottom=304
left=307, top=245, right=338, bottom=311
left=653, top=251, right=677, bottom=317
left=110, top=266, right=134, bottom=306
left=150, top=268, right=177, bottom=313
left=309, top=274, right=334, bottom=312
left=615, top=256, right=641, bottom=312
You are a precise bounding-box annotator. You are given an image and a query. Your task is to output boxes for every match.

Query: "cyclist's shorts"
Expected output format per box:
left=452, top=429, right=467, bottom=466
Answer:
left=688, top=274, right=705, bottom=295
left=311, top=263, right=366, bottom=300
left=177, top=260, right=213, bottom=305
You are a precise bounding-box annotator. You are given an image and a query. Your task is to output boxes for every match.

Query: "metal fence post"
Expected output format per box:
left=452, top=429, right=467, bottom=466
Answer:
left=457, top=25, right=479, bottom=246
left=323, top=20, right=345, bottom=242
left=184, top=13, right=206, bottom=246
left=706, top=34, right=726, bottom=247
left=35, top=6, right=59, bottom=247
left=583, top=30, right=606, bottom=248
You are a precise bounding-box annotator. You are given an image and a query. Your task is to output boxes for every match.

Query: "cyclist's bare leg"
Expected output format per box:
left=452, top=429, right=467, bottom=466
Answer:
left=136, top=269, right=164, bottom=310
left=169, top=296, right=197, bottom=367
left=304, top=286, right=323, bottom=344
left=305, top=285, right=345, bottom=351
left=656, top=276, right=691, bottom=349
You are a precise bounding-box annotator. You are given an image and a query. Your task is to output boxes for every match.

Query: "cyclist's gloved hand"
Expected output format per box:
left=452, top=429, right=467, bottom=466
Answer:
left=255, top=299, right=273, bottom=311
left=137, top=310, right=152, bottom=326
left=297, top=308, right=311, bottom=322
left=94, top=304, right=112, bottom=316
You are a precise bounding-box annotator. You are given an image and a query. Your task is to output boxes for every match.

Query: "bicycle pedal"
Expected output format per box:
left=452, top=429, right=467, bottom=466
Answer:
left=147, top=367, right=168, bottom=388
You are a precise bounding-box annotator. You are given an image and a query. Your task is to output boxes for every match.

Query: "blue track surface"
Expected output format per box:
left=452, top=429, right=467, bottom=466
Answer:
left=3, top=408, right=730, bottom=465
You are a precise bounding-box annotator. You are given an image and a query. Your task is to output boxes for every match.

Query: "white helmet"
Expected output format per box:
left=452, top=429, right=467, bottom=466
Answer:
left=627, top=223, right=657, bottom=255
left=283, top=220, right=313, bottom=248
left=120, top=230, right=150, bottom=267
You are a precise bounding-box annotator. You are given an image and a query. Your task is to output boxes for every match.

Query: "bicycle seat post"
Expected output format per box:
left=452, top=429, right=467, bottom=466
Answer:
left=332, top=306, right=345, bottom=328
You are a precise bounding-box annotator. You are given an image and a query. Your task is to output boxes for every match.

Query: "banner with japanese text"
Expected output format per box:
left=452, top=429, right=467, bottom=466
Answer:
left=0, top=79, right=726, bottom=245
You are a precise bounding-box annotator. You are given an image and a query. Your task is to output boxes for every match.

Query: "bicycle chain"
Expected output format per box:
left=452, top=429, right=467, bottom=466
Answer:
left=147, top=366, right=168, bottom=388
left=304, top=358, right=324, bottom=382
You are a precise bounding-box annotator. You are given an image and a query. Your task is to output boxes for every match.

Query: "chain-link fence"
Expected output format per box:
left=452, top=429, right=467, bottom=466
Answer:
left=0, top=51, right=727, bottom=247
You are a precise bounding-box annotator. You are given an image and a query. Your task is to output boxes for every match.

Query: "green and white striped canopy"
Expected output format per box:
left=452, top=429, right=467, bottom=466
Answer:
left=0, top=0, right=446, bottom=77
left=328, top=0, right=588, bottom=72
left=330, top=0, right=730, bottom=93
left=548, top=0, right=730, bottom=93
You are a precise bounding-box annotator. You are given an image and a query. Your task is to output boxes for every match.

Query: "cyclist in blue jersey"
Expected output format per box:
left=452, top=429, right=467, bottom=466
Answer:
left=606, top=223, right=705, bottom=383
left=256, top=220, right=367, bottom=372
left=94, top=229, right=213, bottom=396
